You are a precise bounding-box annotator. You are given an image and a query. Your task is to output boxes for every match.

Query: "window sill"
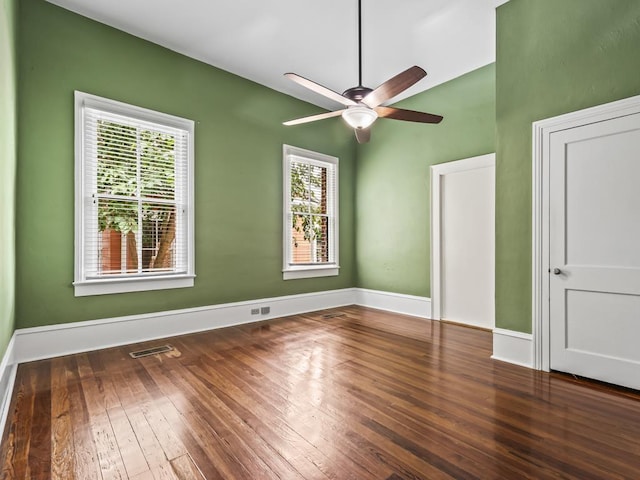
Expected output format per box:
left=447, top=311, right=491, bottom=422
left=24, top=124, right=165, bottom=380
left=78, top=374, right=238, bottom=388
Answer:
left=73, top=274, right=195, bottom=297
left=283, top=265, right=339, bottom=280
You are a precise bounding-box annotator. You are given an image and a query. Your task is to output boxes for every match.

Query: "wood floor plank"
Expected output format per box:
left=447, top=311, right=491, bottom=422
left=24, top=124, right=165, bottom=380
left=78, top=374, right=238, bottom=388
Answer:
left=139, top=401, right=186, bottom=463
left=65, top=356, right=102, bottom=480
left=151, top=397, right=227, bottom=480
left=77, top=354, right=129, bottom=480
left=107, top=406, right=150, bottom=478
left=123, top=405, right=167, bottom=469
left=104, top=369, right=168, bottom=472
left=168, top=454, right=205, bottom=480
left=130, top=470, right=155, bottom=480
left=50, top=357, right=74, bottom=480
left=88, top=352, right=123, bottom=411
left=89, top=417, right=128, bottom=480
left=2, top=306, right=640, bottom=479
left=27, top=362, right=51, bottom=479
left=112, top=366, right=189, bottom=464
left=1, top=365, right=36, bottom=480
left=148, top=464, right=179, bottom=480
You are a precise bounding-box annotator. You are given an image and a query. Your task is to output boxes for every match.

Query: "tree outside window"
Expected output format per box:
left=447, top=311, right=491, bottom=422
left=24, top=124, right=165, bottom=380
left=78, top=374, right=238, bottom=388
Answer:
left=289, top=160, right=330, bottom=264
left=95, top=120, right=178, bottom=276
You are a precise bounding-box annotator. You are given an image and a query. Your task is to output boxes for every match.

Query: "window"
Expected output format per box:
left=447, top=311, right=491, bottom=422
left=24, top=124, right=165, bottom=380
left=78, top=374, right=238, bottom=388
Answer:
left=74, top=92, right=194, bottom=296
left=283, top=145, right=339, bottom=280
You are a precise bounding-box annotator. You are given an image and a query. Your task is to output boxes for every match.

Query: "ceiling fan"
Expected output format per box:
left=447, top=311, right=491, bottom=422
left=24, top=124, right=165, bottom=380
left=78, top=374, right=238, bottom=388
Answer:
left=282, top=0, right=443, bottom=144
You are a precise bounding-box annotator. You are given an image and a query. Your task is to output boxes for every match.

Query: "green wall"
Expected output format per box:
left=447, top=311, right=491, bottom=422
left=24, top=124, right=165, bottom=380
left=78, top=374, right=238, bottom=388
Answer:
left=356, top=65, right=496, bottom=296
left=495, top=0, right=640, bottom=333
left=16, top=0, right=356, bottom=328
left=0, top=0, right=17, bottom=356
left=17, top=0, right=638, bottom=337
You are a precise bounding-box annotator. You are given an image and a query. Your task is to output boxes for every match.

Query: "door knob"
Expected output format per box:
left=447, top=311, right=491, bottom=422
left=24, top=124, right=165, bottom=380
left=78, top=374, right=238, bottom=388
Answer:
left=553, top=268, right=562, bottom=275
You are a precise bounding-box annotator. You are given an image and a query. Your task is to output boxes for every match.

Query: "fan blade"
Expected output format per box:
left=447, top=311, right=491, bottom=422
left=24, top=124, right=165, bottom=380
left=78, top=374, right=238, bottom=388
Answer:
left=375, top=106, right=443, bottom=124
left=285, top=73, right=358, bottom=107
left=362, top=66, right=427, bottom=108
left=283, top=109, right=345, bottom=126
left=354, top=128, right=371, bottom=144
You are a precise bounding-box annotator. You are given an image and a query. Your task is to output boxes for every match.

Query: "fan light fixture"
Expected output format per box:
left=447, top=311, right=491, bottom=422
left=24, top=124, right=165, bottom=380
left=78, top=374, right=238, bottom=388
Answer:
left=342, top=106, right=378, bottom=129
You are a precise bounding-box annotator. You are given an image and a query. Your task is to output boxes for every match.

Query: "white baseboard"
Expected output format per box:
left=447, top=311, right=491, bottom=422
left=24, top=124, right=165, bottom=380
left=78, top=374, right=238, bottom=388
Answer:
left=11, top=287, right=433, bottom=365
left=355, top=288, right=432, bottom=319
left=491, top=328, right=533, bottom=368
left=0, top=334, right=17, bottom=439
left=13, top=288, right=357, bottom=364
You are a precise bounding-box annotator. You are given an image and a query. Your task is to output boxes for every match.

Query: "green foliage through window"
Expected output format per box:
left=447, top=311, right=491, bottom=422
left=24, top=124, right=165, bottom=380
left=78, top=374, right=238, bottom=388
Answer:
left=96, top=120, right=177, bottom=273
left=289, top=160, right=329, bottom=263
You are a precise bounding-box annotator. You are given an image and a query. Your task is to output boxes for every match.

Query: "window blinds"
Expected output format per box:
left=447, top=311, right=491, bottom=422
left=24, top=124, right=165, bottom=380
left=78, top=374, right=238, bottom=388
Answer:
left=81, top=106, right=190, bottom=279
left=287, top=155, right=337, bottom=265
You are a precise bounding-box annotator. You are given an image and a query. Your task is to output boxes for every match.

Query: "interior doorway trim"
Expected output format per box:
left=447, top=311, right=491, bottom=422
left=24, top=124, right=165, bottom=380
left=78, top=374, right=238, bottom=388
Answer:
left=430, top=153, right=495, bottom=321
left=531, top=94, right=640, bottom=371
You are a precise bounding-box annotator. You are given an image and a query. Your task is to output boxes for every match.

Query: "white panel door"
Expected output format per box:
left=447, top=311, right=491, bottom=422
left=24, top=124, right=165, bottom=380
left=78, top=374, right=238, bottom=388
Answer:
left=549, top=113, right=640, bottom=389
left=439, top=158, right=495, bottom=329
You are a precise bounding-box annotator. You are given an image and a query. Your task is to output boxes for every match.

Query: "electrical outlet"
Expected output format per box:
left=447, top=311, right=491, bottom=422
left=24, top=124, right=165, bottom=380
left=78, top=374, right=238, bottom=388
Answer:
left=260, top=306, right=270, bottom=315
left=250, top=308, right=260, bottom=315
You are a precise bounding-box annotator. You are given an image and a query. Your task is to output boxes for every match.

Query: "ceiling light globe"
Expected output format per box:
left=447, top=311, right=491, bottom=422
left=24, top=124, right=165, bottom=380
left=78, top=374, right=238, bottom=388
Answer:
left=342, top=106, right=378, bottom=130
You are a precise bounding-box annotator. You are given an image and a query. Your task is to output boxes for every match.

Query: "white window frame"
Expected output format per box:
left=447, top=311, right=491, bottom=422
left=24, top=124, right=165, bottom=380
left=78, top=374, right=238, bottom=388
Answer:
left=74, top=91, right=195, bottom=296
left=283, top=145, right=339, bottom=280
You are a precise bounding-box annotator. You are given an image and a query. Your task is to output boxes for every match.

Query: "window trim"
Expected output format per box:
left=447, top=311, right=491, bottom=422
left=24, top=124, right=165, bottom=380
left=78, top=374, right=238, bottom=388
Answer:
left=74, top=91, right=195, bottom=296
left=282, top=145, right=339, bottom=280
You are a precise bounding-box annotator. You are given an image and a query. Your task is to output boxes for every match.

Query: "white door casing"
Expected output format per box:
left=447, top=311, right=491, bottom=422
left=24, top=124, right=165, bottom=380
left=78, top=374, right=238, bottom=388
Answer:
left=431, top=154, right=495, bottom=329
left=532, top=94, right=640, bottom=385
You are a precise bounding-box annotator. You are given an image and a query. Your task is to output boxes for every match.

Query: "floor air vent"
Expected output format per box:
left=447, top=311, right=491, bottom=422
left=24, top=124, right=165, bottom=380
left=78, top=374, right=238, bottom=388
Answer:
left=322, top=313, right=346, bottom=319
left=129, top=344, right=174, bottom=359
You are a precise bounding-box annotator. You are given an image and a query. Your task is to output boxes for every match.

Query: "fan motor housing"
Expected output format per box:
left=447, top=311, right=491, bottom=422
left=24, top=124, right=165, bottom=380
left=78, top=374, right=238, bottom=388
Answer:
left=343, top=86, right=373, bottom=102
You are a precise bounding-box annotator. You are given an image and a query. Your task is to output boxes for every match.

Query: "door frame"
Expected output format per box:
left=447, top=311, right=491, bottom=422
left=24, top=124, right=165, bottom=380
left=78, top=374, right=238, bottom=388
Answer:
left=531, top=94, right=640, bottom=371
left=430, top=153, right=495, bottom=321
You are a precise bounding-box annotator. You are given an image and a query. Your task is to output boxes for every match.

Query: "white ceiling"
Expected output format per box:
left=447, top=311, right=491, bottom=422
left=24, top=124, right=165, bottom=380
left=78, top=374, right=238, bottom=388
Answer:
left=46, top=0, right=508, bottom=109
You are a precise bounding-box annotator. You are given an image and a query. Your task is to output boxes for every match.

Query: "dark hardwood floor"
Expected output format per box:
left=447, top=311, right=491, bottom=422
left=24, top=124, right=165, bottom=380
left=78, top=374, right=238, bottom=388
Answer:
left=1, top=305, right=640, bottom=479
